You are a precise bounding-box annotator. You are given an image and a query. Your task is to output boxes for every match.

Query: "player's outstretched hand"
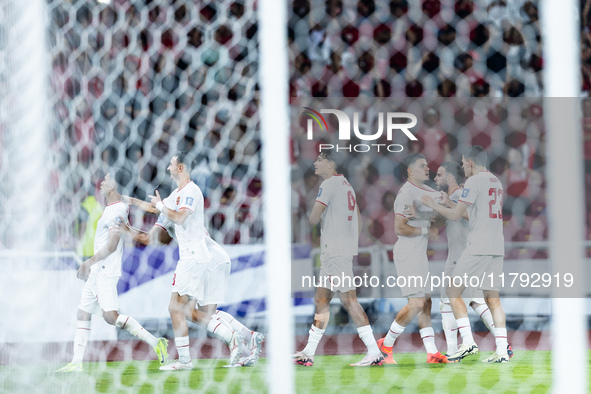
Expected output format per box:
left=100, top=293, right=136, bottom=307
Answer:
left=439, top=191, right=452, bottom=207
left=149, top=190, right=162, bottom=208
left=117, top=216, right=131, bottom=234
left=421, top=194, right=436, bottom=208
left=402, top=203, right=417, bottom=219
left=77, top=261, right=92, bottom=281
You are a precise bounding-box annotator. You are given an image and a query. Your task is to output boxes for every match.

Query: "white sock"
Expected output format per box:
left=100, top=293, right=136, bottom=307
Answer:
left=473, top=304, right=495, bottom=334
left=419, top=327, right=438, bottom=354
left=115, top=314, right=159, bottom=348
left=440, top=302, right=458, bottom=355
left=384, top=321, right=405, bottom=347
left=494, top=327, right=508, bottom=355
left=456, top=317, right=474, bottom=345
left=302, top=325, right=325, bottom=356
left=71, top=320, right=91, bottom=364
left=175, top=336, right=191, bottom=363
left=357, top=325, right=381, bottom=357
left=207, top=315, right=233, bottom=344
left=216, top=310, right=253, bottom=341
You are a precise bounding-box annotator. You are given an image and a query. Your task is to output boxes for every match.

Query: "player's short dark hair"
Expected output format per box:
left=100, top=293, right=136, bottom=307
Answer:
left=174, top=151, right=194, bottom=171
left=319, top=150, right=342, bottom=172
left=463, top=145, right=487, bottom=166
left=440, top=161, right=464, bottom=184
left=109, top=167, right=131, bottom=193
left=402, top=153, right=426, bottom=177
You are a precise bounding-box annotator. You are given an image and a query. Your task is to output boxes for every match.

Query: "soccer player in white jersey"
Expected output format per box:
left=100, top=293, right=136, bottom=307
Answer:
left=133, top=152, right=244, bottom=370
left=56, top=169, right=168, bottom=373
left=120, top=191, right=264, bottom=367
left=422, top=146, right=510, bottom=363
left=377, top=153, right=449, bottom=364
left=293, top=151, right=384, bottom=367
left=432, top=162, right=499, bottom=357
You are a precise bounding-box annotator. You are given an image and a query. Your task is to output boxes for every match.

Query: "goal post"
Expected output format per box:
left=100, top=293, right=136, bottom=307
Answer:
left=541, top=0, right=588, bottom=392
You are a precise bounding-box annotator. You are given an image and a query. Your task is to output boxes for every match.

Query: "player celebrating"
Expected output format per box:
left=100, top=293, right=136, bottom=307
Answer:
left=377, top=153, right=449, bottom=364
left=56, top=169, right=168, bottom=372
left=422, top=146, right=510, bottom=363
left=135, top=152, right=244, bottom=370
left=431, top=162, right=498, bottom=357
left=293, top=151, right=384, bottom=367
left=120, top=192, right=264, bottom=367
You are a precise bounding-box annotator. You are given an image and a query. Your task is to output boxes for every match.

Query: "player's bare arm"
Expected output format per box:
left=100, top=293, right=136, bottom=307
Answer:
left=117, top=218, right=165, bottom=246
left=421, top=194, right=468, bottom=221
left=309, top=201, right=326, bottom=225
left=394, top=214, right=438, bottom=238
left=150, top=190, right=192, bottom=225
left=77, top=231, right=120, bottom=281
left=437, top=193, right=470, bottom=220
left=402, top=202, right=437, bottom=221
left=128, top=196, right=160, bottom=214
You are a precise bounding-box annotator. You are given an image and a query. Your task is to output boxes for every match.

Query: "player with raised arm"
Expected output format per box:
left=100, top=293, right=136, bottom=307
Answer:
left=377, top=153, right=449, bottom=364
left=120, top=191, right=264, bottom=367
left=55, top=169, right=168, bottom=373
left=431, top=162, right=504, bottom=357
left=293, top=151, right=384, bottom=367
left=422, top=146, right=510, bottom=363
left=131, top=152, right=244, bottom=370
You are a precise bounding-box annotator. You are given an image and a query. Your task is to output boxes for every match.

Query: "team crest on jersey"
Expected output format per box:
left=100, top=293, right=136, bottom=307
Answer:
left=185, top=197, right=194, bottom=206
left=461, top=189, right=470, bottom=198
left=176, top=196, right=180, bottom=205
left=318, top=188, right=323, bottom=197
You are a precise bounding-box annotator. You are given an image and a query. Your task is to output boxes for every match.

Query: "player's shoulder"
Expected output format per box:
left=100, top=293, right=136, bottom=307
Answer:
left=183, top=181, right=203, bottom=195
left=105, top=201, right=128, bottom=215
left=473, top=171, right=502, bottom=186
left=449, top=187, right=463, bottom=201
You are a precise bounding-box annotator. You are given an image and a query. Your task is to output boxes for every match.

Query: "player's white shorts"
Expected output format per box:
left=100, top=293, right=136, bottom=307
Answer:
left=78, top=273, right=119, bottom=315
left=196, top=262, right=231, bottom=306
left=440, top=258, right=485, bottom=302
left=318, top=253, right=355, bottom=293
left=394, top=244, right=429, bottom=298
left=452, top=252, right=504, bottom=292
left=172, top=257, right=208, bottom=298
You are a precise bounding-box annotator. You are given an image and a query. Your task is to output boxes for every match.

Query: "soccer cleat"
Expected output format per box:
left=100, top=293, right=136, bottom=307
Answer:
left=153, top=338, right=169, bottom=365
left=159, top=360, right=194, bottom=370
left=293, top=351, right=314, bottom=366
left=481, top=352, right=510, bottom=363
left=507, top=344, right=514, bottom=359
left=223, top=355, right=257, bottom=368
left=228, top=331, right=246, bottom=366
left=376, top=337, right=397, bottom=364
left=447, top=342, right=479, bottom=363
left=249, top=332, right=265, bottom=358
left=427, top=351, right=450, bottom=363
left=55, top=362, right=83, bottom=373
left=350, top=353, right=385, bottom=367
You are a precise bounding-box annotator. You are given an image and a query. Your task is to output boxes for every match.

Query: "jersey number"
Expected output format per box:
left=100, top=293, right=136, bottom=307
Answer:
left=347, top=191, right=356, bottom=221
left=347, top=191, right=356, bottom=211
left=488, top=188, right=503, bottom=219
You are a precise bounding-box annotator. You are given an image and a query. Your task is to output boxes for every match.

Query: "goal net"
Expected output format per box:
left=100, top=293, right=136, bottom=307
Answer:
left=1, top=0, right=272, bottom=392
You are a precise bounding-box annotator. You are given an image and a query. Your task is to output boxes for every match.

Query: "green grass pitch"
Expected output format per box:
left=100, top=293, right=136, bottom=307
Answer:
left=0, top=351, right=569, bottom=393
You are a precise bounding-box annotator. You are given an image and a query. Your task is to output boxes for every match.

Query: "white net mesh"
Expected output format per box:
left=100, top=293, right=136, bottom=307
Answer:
left=1, top=0, right=269, bottom=392
left=46, top=0, right=263, bottom=251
